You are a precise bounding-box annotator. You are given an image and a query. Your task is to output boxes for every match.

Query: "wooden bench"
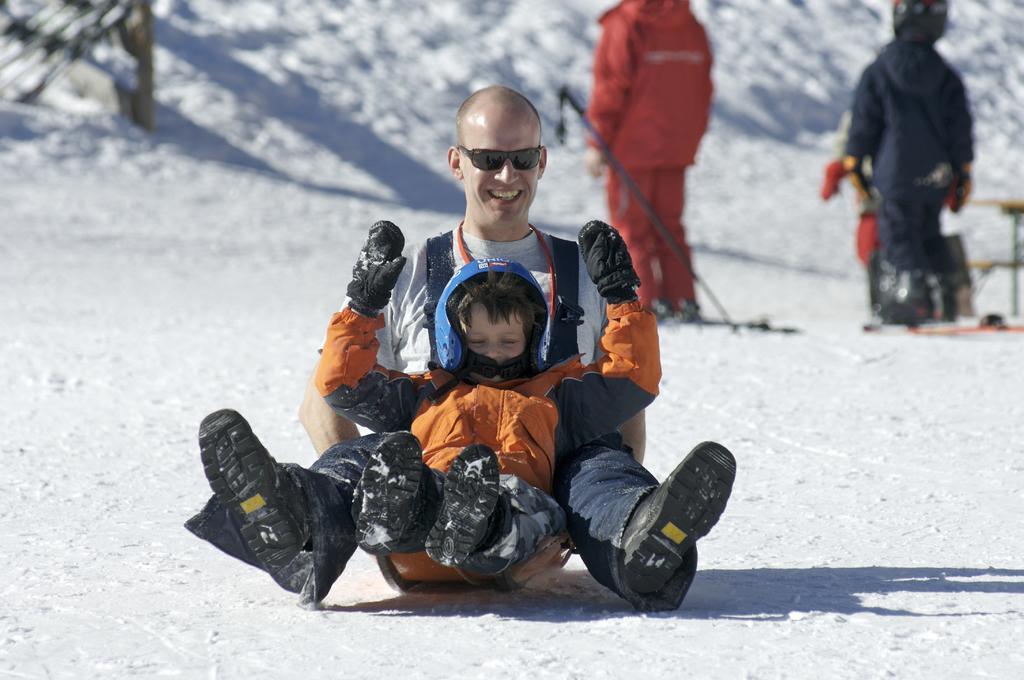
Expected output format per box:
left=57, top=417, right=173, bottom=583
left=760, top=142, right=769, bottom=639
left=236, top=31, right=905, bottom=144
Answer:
left=967, top=199, right=1024, bottom=316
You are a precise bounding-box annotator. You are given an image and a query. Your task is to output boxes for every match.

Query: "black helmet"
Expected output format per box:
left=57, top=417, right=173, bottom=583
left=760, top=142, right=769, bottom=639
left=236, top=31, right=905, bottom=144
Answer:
left=893, top=0, right=948, bottom=43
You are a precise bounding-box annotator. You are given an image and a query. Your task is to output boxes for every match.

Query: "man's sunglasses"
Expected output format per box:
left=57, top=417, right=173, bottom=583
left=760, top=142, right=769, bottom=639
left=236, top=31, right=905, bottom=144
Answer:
left=457, top=145, right=543, bottom=171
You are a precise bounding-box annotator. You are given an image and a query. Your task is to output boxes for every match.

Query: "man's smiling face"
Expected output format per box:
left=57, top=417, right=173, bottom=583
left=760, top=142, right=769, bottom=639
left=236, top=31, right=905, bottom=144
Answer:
left=449, top=96, right=546, bottom=241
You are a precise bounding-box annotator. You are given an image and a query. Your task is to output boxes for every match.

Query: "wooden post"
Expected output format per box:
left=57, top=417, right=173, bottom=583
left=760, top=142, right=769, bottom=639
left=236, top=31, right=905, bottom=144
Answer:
left=122, top=0, right=154, bottom=131
left=1011, top=208, right=1023, bottom=316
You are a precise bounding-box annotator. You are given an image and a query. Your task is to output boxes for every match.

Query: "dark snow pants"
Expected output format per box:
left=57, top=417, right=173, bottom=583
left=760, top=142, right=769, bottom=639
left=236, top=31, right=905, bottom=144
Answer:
left=187, top=434, right=695, bottom=610
left=186, top=434, right=566, bottom=597
left=878, top=197, right=954, bottom=273
left=553, top=440, right=699, bottom=612
left=185, top=433, right=382, bottom=604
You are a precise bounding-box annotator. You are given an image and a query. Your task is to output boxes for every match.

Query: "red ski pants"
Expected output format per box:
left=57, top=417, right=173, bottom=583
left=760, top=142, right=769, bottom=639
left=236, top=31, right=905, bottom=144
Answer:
left=606, top=167, right=695, bottom=308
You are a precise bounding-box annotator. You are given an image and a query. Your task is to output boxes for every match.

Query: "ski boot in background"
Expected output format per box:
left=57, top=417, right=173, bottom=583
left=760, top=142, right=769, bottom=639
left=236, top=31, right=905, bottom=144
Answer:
left=650, top=298, right=677, bottom=322
left=877, top=263, right=934, bottom=326
left=678, top=299, right=702, bottom=323
left=651, top=298, right=702, bottom=323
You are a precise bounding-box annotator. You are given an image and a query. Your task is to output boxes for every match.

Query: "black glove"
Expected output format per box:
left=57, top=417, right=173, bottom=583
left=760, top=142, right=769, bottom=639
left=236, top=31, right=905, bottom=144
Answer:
left=347, top=220, right=407, bottom=317
left=578, top=220, right=640, bottom=304
left=946, top=164, right=972, bottom=214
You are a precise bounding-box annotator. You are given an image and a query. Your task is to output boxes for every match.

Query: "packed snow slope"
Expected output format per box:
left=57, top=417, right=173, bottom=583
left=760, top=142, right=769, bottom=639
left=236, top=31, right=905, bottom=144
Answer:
left=2, top=0, right=1023, bottom=678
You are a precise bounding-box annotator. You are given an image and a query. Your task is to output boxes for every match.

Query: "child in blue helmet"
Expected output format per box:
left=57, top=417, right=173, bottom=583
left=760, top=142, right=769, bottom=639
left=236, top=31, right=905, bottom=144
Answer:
left=314, top=220, right=671, bottom=579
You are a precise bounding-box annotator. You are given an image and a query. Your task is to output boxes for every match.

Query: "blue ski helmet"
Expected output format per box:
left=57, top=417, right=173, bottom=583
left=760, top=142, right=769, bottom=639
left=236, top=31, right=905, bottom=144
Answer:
left=434, top=258, right=551, bottom=375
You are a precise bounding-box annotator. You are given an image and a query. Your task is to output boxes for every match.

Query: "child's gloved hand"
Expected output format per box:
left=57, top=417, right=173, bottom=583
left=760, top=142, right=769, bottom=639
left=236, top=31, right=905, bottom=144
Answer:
left=578, top=220, right=640, bottom=304
left=946, top=164, right=972, bottom=214
left=820, top=159, right=847, bottom=201
left=347, top=221, right=407, bottom=317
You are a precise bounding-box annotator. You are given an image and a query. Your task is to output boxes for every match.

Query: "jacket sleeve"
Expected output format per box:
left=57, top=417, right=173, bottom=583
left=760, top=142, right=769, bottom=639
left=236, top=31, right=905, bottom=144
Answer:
left=551, top=301, right=660, bottom=452
left=313, top=307, right=427, bottom=433
left=587, top=12, right=636, bottom=149
left=845, top=63, right=884, bottom=160
left=943, top=70, right=974, bottom=168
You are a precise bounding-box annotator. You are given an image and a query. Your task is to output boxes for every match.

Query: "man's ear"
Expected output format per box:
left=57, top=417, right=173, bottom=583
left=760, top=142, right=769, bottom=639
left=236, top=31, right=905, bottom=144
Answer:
left=537, top=146, right=548, bottom=179
left=448, top=146, right=464, bottom=180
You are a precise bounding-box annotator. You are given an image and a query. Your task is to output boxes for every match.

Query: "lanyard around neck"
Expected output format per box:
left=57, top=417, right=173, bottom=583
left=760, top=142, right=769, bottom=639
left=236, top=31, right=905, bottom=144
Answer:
left=455, top=222, right=558, bottom=325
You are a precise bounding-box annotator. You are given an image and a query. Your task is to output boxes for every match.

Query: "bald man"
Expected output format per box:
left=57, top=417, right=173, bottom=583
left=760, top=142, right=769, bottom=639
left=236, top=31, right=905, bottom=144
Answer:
left=301, top=86, right=642, bottom=458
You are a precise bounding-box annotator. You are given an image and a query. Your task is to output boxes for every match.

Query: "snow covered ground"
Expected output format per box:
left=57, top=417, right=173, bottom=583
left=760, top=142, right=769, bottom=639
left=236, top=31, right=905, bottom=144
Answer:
left=2, top=0, right=1023, bottom=677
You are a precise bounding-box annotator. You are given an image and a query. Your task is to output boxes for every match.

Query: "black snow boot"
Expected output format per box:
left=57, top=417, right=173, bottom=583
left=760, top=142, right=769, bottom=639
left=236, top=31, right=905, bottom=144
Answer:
left=198, top=409, right=310, bottom=578
left=425, top=444, right=502, bottom=567
left=355, top=431, right=441, bottom=555
left=878, top=265, right=933, bottom=325
left=650, top=299, right=676, bottom=322
left=678, top=299, right=702, bottom=323
left=621, top=441, right=736, bottom=595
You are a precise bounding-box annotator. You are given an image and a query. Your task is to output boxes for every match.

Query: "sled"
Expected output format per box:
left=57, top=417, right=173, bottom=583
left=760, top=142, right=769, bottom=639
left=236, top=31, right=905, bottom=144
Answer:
left=376, top=534, right=573, bottom=593
left=863, top=313, right=1024, bottom=336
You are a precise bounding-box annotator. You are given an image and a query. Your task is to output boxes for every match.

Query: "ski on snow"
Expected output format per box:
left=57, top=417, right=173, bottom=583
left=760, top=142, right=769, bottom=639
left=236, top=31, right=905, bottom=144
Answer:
left=863, top=314, right=1024, bottom=336
left=662, top=317, right=801, bottom=334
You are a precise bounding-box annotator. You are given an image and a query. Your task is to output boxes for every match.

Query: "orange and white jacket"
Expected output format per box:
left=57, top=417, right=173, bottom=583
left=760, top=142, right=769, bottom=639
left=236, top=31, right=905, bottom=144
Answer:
left=314, top=301, right=660, bottom=493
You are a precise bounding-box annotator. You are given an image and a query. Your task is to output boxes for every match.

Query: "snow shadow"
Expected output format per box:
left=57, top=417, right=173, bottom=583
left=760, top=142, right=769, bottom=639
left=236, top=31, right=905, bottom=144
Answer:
left=324, top=566, right=1024, bottom=621
left=155, top=21, right=464, bottom=214
left=714, top=90, right=838, bottom=145
left=151, top=103, right=393, bottom=205
left=537, top=220, right=851, bottom=280
left=693, top=243, right=851, bottom=280
left=681, top=565, right=1024, bottom=619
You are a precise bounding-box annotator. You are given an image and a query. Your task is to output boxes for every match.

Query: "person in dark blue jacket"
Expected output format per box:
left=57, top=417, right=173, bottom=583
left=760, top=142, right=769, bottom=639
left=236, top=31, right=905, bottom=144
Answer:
left=844, top=0, right=973, bottom=325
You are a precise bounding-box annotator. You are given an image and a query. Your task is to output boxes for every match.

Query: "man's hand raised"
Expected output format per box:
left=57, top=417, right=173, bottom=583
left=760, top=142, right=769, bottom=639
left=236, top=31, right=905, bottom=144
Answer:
left=578, top=220, right=640, bottom=304
left=347, top=221, right=407, bottom=317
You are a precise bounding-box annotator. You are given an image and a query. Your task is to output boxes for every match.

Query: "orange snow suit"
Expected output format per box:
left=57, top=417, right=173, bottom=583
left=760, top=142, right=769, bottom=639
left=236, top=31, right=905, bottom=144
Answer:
left=314, top=301, right=660, bottom=583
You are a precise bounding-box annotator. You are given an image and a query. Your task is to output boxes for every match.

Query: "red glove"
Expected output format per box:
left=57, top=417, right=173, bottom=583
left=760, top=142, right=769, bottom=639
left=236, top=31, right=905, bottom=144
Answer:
left=820, top=159, right=847, bottom=201
left=855, top=213, right=880, bottom=267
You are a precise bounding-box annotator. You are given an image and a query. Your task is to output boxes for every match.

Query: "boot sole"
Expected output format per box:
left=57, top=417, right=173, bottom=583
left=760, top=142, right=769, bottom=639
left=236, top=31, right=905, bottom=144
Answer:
left=425, top=446, right=500, bottom=567
left=199, top=409, right=305, bottom=570
left=623, top=441, right=736, bottom=594
left=356, top=432, right=425, bottom=555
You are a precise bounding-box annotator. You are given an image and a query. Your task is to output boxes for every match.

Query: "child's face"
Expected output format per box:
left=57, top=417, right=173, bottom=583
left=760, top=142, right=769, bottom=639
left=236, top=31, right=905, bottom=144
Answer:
left=463, top=302, right=528, bottom=380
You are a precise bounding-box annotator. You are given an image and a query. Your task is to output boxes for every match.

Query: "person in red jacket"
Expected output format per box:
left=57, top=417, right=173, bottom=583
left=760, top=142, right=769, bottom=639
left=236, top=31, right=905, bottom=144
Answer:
left=585, top=0, right=713, bottom=321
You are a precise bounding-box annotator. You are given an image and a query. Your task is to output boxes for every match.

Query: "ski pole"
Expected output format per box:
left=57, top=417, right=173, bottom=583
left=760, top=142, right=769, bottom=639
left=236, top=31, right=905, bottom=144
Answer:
left=557, top=85, right=735, bottom=328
